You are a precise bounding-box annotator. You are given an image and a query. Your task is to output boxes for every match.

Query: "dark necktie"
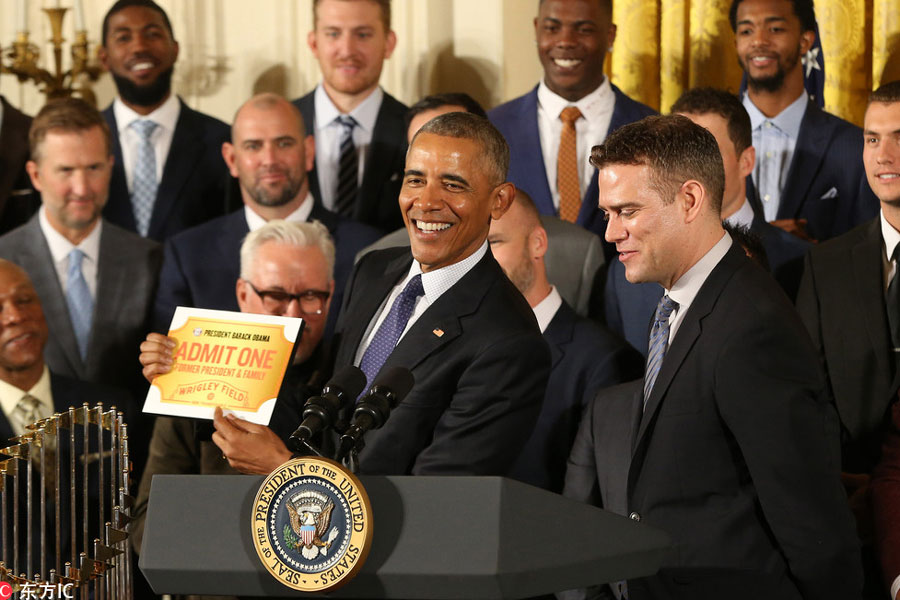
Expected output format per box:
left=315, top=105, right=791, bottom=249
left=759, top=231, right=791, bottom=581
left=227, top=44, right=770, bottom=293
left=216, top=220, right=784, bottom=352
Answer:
left=887, top=247, right=900, bottom=358
left=335, top=115, right=358, bottom=217
left=644, top=295, right=678, bottom=406
left=358, top=275, right=425, bottom=391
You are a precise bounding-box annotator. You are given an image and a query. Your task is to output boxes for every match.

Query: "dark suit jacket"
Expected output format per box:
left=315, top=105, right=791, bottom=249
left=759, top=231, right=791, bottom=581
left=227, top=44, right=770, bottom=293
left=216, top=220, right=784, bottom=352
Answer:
left=746, top=101, right=879, bottom=242
left=0, top=97, right=38, bottom=234
left=293, top=89, right=408, bottom=233
left=101, top=99, right=231, bottom=241
left=599, top=214, right=809, bottom=356
left=0, top=215, right=161, bottom=400
left=151, top=204, right=382, bottom=335
left=796, top=217, right=895, bottom=473
left=488, top=83, right=656, bottom=243
left=508, top=300, right=641, bottom=493
left=333, top=247, right=551, bottom=475
left=567, top=243, right=861, bottom=599
left=872, top=399, right=900, bottom=593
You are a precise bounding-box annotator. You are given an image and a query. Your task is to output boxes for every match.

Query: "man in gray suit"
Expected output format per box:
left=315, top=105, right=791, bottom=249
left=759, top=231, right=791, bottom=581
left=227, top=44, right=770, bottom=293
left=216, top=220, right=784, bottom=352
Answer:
left=0, top=98, right=161, bottom=402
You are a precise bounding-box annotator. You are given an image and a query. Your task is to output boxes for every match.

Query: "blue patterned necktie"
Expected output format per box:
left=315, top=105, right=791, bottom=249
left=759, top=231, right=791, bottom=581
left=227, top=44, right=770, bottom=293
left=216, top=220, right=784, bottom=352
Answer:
left=358, top=274, right=424, bottom=393
left=335, top=115, right=358, bottom=217
left=643, top=294, right=678, bottom=406
left=66, top=248, right=94, bottom=360
left=130, top=119, right=159, bottom=237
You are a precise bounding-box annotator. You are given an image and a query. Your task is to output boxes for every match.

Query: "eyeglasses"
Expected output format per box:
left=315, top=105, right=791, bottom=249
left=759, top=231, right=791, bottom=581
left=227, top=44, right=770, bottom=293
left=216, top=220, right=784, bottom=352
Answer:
left=245, top=281, right=330, bottom=316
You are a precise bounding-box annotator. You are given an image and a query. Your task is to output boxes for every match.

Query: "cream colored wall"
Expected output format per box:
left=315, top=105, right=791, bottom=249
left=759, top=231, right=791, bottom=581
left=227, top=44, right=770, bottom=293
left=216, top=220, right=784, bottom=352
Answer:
left=0, top=0, right=544, bottom=122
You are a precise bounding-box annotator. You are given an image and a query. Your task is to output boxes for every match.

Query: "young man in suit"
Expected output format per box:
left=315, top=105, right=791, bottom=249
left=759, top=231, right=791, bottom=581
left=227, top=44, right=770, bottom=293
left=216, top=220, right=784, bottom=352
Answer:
left=488, top=0, right=655, bottom=241
left=0, top=98, right=161, bottom=405
left=730, top=0, right=878, bottom=241
left=98, top=0, right=230, bottom=241
left=565, top=114, right=860, bottom=599
left=800, top=81, right=900, bottom=599
left=151, top=93, right=380, bottom=335
left=294, top=0, right=407, bottom=232
left=487, top=188, right=640, bottom=492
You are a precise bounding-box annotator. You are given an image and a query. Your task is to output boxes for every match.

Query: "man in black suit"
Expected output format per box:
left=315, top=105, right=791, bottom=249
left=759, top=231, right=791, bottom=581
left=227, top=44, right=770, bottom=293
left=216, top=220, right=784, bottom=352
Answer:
left=152, top=93, right=380, bottom=335
left=98, top=0, right=230, bottom=241
left=487, top=188, right=640, bottom=492
left=798, top=81, right=900, bottom=598
left=730, top=0, right=878, bottom=241
left=294, top=0, right=407, bottom=232
left=213, top=113, right=551, bottom=477
left=565, top=115, right=860, bottom=599
left=0, top=96, right=38, bottom=233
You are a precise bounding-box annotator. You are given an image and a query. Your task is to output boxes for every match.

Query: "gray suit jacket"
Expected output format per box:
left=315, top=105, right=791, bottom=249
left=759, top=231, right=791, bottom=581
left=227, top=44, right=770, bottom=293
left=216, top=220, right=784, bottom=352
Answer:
left=0, top=214, right=161, bottom=396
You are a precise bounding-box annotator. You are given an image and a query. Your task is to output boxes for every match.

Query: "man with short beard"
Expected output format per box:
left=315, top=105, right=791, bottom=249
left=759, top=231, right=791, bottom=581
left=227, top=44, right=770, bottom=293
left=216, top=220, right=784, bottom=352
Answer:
left=151, top=94, right=380, bottom=336
left=98, top=0, right=230, bottom=241
left=730, top=0, right=877, bottom=242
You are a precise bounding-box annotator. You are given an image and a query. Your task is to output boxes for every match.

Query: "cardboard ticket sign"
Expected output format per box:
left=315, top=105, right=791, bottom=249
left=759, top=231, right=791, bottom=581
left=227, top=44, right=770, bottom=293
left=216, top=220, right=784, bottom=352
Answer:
left=143, top=307, right=304, bottom=425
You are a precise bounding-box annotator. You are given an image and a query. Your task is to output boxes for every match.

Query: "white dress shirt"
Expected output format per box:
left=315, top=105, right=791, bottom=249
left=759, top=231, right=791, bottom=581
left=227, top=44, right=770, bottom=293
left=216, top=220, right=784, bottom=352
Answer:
left=112, top=93, right=181, bottom=192
left=532, top=285, right=563, bottom=334
left=39, top=208, right=102, bottom=298
left=724, top=198, right=756, bottom=229
left=0, top=366, right=53, bottom=436
left=537, top=77, right=615, bottom=211
left=242, top=192, right=314, bottom=232
left=666, top=232, right=733, bottom=343
left=313, top=84, right=383, bottom=212
left=354, top=242, right=489, bottom=365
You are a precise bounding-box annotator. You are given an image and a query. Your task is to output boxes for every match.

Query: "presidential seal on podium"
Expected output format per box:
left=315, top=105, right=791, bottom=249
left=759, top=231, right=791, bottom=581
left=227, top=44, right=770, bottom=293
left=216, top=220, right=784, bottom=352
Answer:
left=251, top=456, right=373, bottom=592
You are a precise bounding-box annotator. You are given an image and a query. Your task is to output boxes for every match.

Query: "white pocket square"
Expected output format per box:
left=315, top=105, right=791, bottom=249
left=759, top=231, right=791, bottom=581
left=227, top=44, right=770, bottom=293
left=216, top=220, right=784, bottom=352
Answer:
left=819, top=187, right=838, bottom=200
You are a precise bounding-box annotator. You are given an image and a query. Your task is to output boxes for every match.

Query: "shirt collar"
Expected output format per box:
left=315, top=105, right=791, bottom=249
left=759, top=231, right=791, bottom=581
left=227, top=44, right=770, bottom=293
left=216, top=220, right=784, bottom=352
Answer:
left=113, top=93, right=181, bottom=134
left=537, top=76, right=612, bottom=121
left=667, top=231, right=733, bottom=312
left=401, top=240, right=489, bottom=305
left=38, top=207, right=102, bottom=265
left=881, top=209, right=900, bottom=261
left=724, top=198, right=756, bottom=229
left=532, top=285, right=563, bottom=334
left=0, top=366, right=53, bottom=433
left=243, top=192, right=314, bottom=232
left=743, top=91, right=807, bottom=139
left=313, top=84, right=383, bottom=134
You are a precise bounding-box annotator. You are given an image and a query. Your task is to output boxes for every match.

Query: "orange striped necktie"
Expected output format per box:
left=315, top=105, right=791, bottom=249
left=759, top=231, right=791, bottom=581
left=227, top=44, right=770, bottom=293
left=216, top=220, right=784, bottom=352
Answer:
left=557, top=106, right=583, bottom=222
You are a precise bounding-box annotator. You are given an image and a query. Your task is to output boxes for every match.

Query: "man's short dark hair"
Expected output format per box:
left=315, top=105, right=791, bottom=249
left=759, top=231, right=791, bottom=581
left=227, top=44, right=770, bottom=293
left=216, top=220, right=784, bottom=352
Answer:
left=538, top=0, right=612, bottom=18
left=590, top=114, right=726, bottom=214
left=728, top=0, right=816, bottom=33
left=724, top=222, right=770, bottom=271
left=313, top=0, right=391, bottom=32
left=415, top=112, right=510, bottom=188
left=870, top=80, right=900, bottom=104
left=671, top=87, right=752, bottom=155
left=405, top=93, right=487, bottom=131
left=102, top=0, right=174, bottom=46
left=29, top=97, right=111, bottom=162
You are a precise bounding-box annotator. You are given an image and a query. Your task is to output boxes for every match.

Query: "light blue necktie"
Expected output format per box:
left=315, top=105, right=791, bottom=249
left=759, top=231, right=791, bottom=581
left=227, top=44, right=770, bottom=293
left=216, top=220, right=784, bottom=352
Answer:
left=130, top=119, right=159, bottom=237
left=643, top=294, right=678, bottom=406
left=66, top=248, right=94, bottom=360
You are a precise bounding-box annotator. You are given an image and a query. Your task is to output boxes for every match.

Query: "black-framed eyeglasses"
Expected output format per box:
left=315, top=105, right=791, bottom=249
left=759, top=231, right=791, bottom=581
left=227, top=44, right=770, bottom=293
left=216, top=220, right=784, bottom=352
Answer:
left=245, top=281, right=330, bottom=316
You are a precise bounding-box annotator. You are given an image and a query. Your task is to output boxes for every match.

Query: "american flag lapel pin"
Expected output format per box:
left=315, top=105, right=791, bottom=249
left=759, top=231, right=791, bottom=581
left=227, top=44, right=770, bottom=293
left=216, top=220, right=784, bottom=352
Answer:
left=433, top=328, right=444, bottom=338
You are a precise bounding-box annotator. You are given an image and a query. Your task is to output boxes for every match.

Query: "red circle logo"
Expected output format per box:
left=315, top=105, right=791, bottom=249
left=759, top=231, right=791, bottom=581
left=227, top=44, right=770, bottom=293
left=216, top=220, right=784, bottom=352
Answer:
left=0, top=581, right=13, bottom=600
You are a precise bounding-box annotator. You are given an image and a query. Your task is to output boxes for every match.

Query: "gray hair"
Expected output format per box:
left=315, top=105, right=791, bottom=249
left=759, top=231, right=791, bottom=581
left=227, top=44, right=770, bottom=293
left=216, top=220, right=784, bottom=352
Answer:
left=239, top=220, right=335, bottom=282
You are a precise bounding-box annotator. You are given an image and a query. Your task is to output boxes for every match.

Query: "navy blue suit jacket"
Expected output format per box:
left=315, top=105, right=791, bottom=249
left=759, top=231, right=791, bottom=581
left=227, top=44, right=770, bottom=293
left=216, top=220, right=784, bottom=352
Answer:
left=598, top=218, right=810, bottom=356
left=746, top=101, right=878, bottom=242
left=102, top=99, right=231, bottom=241
left=508, top=300, right=642, bottom=493
left=152, top=204, right=382, bottom=336
left=293, top=90, right=408, bottom=233
left=488, top=83, right=656, bottom=241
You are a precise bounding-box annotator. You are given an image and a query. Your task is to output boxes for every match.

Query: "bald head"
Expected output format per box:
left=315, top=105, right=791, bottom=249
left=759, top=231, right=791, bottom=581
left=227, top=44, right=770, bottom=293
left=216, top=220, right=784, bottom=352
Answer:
left=0, top=260, right=49, bottom=390
left=232, top=93, right=306, bottom=140
left=488, top=189, right=551, bottom=306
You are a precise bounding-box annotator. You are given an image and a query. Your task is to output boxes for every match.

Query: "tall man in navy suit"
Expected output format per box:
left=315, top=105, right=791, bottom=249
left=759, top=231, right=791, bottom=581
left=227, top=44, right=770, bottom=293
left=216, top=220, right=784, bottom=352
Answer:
left=488, top=189, right=640, bottom=492
left=152, top=93, right=380, bottom=335
left=294, top=0, right=407, bottom=232
left=730, top=0, right=878, bottom=242
left=488, top=0, right=655, bottom=242
left=98, top=0, right=230, bottom=241
left=565, top=115, right=860, bottom=599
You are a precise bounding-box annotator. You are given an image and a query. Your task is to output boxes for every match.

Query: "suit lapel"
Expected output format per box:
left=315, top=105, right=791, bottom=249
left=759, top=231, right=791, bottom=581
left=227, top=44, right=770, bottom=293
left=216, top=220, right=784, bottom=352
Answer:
left=102, top=106, right=136, bottom=231
left=88, top=223, right=129, bottom=378
left=309, top=201, right=339, bottom=235
left=852, top=220, right=892, bottom=388
left=778, top=103, right=834, bottom=219
left=295, top=94, right=323, bottom=204
left=149, top=101, right=204, bottom=238
left=359, top=94, right=405, bottom=217
left=543, top=302, right=575, bottom=370
left=518, top=88, right=556, bottom=216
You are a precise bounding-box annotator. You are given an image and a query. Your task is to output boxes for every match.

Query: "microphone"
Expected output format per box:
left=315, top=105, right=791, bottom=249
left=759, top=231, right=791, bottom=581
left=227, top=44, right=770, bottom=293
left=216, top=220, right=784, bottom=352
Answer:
left=336, top=367, right=415, bottom=461
left=288, top=366, right=367, bottom=452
